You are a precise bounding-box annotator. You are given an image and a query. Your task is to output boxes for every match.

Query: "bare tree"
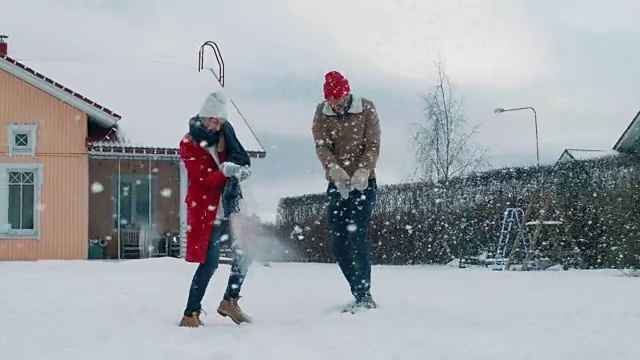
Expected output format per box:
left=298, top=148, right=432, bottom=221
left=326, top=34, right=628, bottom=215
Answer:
left=411, top=62, right=488, bottom=183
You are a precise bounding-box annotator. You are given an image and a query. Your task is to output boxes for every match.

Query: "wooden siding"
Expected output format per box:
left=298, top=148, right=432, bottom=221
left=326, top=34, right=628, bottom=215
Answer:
left=88, top=158, right=180, bottom=259
left=0, top=67, right=89, bottom=260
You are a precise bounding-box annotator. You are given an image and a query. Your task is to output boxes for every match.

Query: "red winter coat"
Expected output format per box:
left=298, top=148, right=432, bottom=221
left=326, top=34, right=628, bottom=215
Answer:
left=179, top=135, right=228, bottom=263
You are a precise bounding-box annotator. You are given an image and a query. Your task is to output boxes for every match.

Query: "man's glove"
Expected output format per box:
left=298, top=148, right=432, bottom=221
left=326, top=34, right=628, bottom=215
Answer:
left=335, top=181, right=351, bottom=200
left=328, top=163, right=351, bottom=199
left=351, top=168, right=370, bottom=191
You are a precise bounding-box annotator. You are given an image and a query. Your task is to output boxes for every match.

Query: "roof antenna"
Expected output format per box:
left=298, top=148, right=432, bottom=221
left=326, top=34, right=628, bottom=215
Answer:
left=198, top=41, right=224, bottom=87
left=196, top=40, right=266, bottom=155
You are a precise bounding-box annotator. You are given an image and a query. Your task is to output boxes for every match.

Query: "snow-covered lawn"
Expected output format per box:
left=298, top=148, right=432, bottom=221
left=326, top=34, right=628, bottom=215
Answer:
left=0, top=259, right=638, bottom=360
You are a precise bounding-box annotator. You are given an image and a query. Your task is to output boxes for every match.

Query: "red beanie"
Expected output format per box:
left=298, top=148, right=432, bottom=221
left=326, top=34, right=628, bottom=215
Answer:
left=323, top=71, right=350, bottom=99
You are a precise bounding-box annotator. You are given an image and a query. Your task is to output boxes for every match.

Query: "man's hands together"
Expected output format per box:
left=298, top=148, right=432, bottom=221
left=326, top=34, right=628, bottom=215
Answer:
left=328, top=164, right=370, bottom=199
left=351, top=168, right=370, bottom=191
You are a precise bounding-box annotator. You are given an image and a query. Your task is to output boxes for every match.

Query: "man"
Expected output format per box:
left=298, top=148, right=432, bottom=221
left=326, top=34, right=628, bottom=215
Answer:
left=311, top=70, right=381, bottom=312
left=178, top=89, right=253, bottom=327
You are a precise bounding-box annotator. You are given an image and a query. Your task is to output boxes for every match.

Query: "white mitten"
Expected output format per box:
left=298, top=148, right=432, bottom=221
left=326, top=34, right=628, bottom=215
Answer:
left=235, top=166, right=251, bottom=181
left=220, top=162, right=241, bottom=178
left=335, top=181, right=351, bottom=199
left=351, top=168, right=370, bottom=191
left=328, top=163, right=351, bottom=199
left=327, top=163, right=350, bottom=184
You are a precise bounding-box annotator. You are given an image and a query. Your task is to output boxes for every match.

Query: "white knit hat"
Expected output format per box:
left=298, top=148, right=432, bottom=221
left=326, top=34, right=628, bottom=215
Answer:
left=199, top=89, right=230, bottom=119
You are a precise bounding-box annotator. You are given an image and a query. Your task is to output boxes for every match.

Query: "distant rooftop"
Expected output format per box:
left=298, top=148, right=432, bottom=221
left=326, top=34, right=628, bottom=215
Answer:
left=18, top=60, right=265, bottom=156
left=613, top=110, right=640, bottom=155
left=557, top=148, right=620, bottom=164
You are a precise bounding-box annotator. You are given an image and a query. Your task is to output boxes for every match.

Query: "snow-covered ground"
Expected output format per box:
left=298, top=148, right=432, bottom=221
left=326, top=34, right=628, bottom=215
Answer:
left=0, top=259, right=638, bottom=360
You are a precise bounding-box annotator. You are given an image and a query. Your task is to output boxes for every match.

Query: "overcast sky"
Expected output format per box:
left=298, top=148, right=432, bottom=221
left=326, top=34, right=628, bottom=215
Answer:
left=4, top=0, right=640, bottom=221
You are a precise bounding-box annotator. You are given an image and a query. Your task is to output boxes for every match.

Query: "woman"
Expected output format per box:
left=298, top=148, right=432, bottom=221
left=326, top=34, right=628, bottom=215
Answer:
left=178, top=89, right=253, bottom=327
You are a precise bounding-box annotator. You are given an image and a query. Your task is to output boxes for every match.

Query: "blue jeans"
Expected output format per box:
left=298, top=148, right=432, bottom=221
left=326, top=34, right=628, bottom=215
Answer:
left=184, top=219, right=251, bottom=316
left=326, top=178, right=377, bottom=301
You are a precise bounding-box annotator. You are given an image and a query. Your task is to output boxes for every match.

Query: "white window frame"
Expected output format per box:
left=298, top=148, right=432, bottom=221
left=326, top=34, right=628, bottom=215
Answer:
left=7, top=124, right=38, bottom=157
left=0, top=163, right=44, bottom=239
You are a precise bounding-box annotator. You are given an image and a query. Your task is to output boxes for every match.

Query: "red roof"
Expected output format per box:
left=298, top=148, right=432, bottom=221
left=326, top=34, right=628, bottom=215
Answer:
left=0, top=55, right=122, bottom=121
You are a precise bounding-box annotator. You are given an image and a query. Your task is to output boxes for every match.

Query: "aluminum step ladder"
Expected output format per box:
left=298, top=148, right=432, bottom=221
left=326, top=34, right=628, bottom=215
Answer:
left=492, top=207, right=531, bottom=270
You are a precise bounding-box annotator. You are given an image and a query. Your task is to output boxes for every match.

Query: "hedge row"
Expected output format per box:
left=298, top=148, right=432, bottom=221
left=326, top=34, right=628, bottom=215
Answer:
left=274, top=154, right=640, bottom=269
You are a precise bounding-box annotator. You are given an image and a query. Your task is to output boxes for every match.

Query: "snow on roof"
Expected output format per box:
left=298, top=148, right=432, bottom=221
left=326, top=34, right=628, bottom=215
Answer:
left=1, top=55, right=121, bottom=126
left=566, top=149, right=619, bottom=161
left=18, top=60, right=265, bottom=154
left=557, top=148, right=619, bottom=164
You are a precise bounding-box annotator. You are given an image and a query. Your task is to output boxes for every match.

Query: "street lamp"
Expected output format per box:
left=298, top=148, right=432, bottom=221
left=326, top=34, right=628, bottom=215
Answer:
left=493, top=106, right=539, bottom=166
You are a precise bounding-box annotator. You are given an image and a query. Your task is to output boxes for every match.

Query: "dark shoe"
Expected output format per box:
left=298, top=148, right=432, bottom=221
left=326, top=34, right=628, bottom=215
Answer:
left=340, top=296, right=377, bottom=314
left=355, top=293, right=378, bottom=310
left=357, top=297, right=378, bottom=309
left=340, top=301, right=357, bottom=313
left=217, top=297, right=252, bottom=324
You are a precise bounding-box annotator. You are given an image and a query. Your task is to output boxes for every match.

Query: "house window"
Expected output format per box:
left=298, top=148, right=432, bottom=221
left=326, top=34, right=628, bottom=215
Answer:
left=7, top=124, right=38, bottom=157
left=111, top=175, right=155, bottom=229
left=0, top=163, right=43, bottom=239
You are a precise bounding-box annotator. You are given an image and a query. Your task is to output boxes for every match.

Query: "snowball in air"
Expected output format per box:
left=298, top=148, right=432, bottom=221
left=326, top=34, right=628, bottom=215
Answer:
left=90, top=182, right=104, bottom=193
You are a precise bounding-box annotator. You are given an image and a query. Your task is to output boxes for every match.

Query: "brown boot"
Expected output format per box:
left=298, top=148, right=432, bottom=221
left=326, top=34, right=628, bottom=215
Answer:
left=179, top=310, right=204, bottom=327
left=217, top=297, right=252, bottom=324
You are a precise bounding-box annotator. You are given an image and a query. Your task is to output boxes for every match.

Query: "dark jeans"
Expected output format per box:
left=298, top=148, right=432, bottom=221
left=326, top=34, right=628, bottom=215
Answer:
left=326, top=178, right=377, bottom=301
left=184, top=219, right=251, bottom=316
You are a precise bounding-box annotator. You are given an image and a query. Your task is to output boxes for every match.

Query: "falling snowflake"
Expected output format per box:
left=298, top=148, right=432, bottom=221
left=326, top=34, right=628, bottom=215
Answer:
left=405, top=225, right=414, bottom=235
left=90, top=182, right=104, bottom=193
left=160, top=188, right=172, bottom=197
left=347, top=224, right=358, bottom=232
